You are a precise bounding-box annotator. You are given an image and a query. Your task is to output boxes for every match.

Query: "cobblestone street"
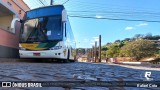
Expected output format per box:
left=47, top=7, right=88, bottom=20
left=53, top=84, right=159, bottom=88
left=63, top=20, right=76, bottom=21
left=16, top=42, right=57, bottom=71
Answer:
left=0, top=60, right=160, bottom=90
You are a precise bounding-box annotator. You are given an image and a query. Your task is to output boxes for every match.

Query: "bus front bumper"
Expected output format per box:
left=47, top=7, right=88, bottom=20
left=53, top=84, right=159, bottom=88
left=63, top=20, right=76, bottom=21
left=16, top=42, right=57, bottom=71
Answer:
left=19, top=50, right=65, bottom=59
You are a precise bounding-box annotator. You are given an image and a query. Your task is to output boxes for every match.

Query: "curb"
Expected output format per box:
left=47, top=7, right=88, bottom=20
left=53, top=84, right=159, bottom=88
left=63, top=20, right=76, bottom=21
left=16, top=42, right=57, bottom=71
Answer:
left=0, top=58, right=19, bottom=62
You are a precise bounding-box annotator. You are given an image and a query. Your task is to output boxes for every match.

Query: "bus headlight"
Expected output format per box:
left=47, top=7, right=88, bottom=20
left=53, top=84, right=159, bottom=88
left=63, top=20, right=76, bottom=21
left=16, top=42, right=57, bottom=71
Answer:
left=19, top=44, right=26, bottom=50
left=19, top=47, right=26, bottom=50
left=50, top=46, right=62, bottom=50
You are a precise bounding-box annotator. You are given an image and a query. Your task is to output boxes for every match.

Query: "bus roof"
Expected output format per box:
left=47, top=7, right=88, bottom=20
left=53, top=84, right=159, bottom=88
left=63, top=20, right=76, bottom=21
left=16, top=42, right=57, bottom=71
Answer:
left=25, top=5, right=65, bottom=20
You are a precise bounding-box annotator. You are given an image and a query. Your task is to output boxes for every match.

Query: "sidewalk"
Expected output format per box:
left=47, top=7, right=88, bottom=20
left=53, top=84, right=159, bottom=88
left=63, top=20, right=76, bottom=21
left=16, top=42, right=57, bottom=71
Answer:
left=107, top=63, right=160, bottom=71
left=116, top=62, right=160, bottom=68
left=0, top=58, right=18, bottom=62
left=86, top=59, right=160, bottom=71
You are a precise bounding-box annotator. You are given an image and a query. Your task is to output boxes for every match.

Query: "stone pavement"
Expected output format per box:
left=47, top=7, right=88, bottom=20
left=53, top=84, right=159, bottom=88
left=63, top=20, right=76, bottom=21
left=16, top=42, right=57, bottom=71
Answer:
left=0, top=60, right=159, bottom=90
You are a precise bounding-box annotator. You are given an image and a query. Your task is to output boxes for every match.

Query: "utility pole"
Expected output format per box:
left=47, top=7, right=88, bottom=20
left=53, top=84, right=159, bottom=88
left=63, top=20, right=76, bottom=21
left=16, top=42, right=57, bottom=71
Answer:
left=90, top=48, right=92, bottom=58
left=92, top=46, right=94, bottom=62
left=50, top=0, right=53, bottom=5
left=88, top=49, right=91, bottom=62
left=99, top=35, right=101, bottom=62
left=95, top=41, right=97, bottom=62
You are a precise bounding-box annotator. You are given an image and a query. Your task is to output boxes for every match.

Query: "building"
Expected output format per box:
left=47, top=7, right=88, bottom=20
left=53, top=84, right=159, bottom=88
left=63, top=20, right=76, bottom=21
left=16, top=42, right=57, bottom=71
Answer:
left=0, top=0, right=29, bottom=58
left=78, top=55, right=88, bottom=62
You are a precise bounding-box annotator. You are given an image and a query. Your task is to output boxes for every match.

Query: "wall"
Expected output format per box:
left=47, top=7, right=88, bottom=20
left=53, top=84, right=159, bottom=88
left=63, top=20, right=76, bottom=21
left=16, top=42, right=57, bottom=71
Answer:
left=0, top=15, right=13, bottom=30
left=0, top=0, right=30, bottom=58
left=1, top=0, right=30, bottom=19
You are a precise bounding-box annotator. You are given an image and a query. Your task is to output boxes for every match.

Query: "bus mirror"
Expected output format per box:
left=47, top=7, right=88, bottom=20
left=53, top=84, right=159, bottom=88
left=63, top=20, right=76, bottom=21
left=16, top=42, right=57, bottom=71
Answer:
left=11, top=18, right=21, bottom=32
left=62, top=10, right=67, bottom=22
left=20, top=19, right=23, bottom=23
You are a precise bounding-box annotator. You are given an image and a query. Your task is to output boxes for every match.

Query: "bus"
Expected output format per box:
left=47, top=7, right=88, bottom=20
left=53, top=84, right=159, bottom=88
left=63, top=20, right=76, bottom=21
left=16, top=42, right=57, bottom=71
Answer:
left=15, top=5, right=76, bottom=62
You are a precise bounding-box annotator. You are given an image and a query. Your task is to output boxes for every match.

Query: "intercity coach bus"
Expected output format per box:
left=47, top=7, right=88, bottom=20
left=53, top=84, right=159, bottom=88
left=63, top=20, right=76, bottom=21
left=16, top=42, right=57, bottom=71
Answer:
left=14, top=5, right=76, bottom=62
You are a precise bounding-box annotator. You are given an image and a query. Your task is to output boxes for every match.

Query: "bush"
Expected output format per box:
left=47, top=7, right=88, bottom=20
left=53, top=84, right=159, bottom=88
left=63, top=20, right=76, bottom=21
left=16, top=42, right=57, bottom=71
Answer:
left=120, top=39, right=158, bottom=60
left=106, top=44, right=120, bottom=58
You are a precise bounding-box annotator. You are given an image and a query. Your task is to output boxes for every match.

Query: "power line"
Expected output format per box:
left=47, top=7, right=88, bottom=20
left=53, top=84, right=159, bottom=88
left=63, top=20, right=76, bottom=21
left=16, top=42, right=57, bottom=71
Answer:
left=27, top=0, right=37, bottom=8
left=25, top=0, right=160, bottom=20
left=27, top=0, right=42, bottom=9
left=68, top=10, right=160, bottom=15
left=62, top=0, right=69, bottom=5
left=67, top=9, right=160, bottom=19
left=66, top=0, right=160, bottom=13
left=68, top=11, right=160, bottom=19
left=38, top=0, right=45, bottom=6
left=68, top=15, right=160, bottom=23
left=43, top=0, right=49, bottom=6
left=63, top=1, right=160, bottom=16
left=68, top=14, right=160, bottom=19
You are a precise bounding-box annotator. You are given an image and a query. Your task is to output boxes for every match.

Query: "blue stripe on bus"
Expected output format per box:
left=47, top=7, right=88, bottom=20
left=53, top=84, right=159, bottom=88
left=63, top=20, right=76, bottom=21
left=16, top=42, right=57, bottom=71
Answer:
left=26, top=6, right=63, bottom=19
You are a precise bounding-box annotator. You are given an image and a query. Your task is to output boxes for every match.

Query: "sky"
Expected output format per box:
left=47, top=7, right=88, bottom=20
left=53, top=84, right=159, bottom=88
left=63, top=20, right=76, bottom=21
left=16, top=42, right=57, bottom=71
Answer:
left=23, top=0, right=160, bottom=48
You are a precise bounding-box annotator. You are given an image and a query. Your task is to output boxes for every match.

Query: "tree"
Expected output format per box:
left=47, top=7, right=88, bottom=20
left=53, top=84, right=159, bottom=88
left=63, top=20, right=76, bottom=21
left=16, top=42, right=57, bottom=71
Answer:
left=114, top=39, right=121, bottom=43
left=143, top=33, right=160, bottom=40
left=146, top=33, right=152, bottom=37
left=77, top=48, right=85, bottom=54
left=106, top=44, right=120, bottom=58
left=152, top=35, right=160, bottom=40
left=106, top=42, right=112, bottom=46
left=101, top=51, right=106, bottom=59
left=102, top=46, right=108, bottom=51
left=119, top=42, right=125, bottom=48
left=120, top=39, right=158, bottom=60
left=134, top=34, right=143, bottom=39
left=124, top=38, right=131, bottom=41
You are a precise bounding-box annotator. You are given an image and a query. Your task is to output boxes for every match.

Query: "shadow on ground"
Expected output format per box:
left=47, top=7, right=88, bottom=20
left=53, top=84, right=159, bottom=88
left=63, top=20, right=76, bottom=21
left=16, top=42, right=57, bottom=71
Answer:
left=0, top=58, right=77, bottom=63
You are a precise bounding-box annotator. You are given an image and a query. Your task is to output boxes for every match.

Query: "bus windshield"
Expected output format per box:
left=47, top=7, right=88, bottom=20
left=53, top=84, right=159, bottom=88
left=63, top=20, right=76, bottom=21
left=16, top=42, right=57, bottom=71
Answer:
left=20, top=16, right=62, bottom=42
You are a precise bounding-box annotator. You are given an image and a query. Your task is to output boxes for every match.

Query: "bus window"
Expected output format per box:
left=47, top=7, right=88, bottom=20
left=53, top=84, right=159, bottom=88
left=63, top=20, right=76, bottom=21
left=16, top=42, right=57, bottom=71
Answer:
left=65, top=23, right=66, bottom=37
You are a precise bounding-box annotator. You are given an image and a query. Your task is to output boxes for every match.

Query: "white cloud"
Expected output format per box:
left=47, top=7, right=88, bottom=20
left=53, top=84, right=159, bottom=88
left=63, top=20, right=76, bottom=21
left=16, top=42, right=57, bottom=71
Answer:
left=95, top=15, right=103, bottom=19
left=92, top=37, right=99, bottom=41
left=94, top=38, right=99, bottom=41
left=125, top=27, right=134, bottom=30
left=93, top=37, right=99, bottom=39
left=136, top=23, right=148, bottom=27
left=90, top=37, right=99, bottom=45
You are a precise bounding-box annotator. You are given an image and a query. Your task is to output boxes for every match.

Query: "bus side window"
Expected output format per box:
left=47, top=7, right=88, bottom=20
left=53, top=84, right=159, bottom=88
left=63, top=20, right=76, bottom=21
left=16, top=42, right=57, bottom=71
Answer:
left=65, top=23, right=67, bottom=37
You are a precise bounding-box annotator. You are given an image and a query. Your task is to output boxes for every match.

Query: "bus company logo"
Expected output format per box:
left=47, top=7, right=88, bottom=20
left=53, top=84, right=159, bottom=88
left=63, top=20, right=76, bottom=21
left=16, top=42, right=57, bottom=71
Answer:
left=144, top=72, right=153, bottom=81
left=2, top=82, right=11, bottom=87
left=140, top=71, right=153, bottom=81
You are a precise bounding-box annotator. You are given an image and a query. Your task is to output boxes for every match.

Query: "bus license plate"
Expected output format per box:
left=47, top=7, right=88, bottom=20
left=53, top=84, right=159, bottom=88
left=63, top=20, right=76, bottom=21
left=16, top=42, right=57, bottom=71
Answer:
left=33, top=53, right=40, bottom=56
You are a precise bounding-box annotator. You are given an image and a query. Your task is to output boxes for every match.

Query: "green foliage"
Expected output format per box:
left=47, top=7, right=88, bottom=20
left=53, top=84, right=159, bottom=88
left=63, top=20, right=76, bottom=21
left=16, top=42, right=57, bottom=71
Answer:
left=102, top=46, right=108, bottom=51
left=155, top=50, right=160, bottom=58
left=120, top=39, right=158, bottom=60
left=134, top=34, right=144, bottom=39
left=143, top=35, right=160, bottom=40
left=155, top=54, right=160, bottom=58
left=106, top=44, right=120, bottom=58
left=101, top=34, right=160, bottom=59
left=101, top=51, right=106, bottom=59
left=77, top=48, right=85, bottom=54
